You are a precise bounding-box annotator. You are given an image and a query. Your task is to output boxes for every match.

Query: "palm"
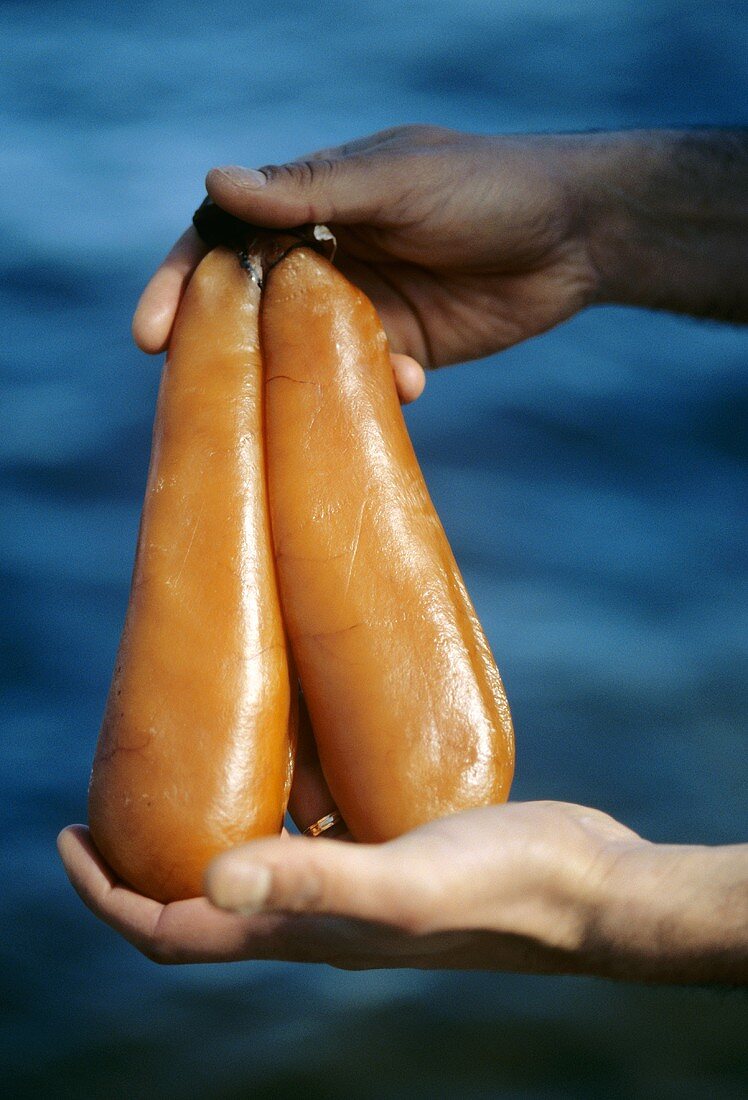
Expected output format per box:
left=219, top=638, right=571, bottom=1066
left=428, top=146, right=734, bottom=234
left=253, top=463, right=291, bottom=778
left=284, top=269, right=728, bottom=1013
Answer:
left=335, top=247, right=591, bottom=367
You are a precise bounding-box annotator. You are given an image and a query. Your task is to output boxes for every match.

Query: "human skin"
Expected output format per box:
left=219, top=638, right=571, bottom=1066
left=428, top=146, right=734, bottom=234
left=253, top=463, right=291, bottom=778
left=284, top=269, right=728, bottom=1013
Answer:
left=58, top=803, right=748, bottom=983
left=131, top=125, right=748, bottom=370
left=59, top=125, right=748, bottom=981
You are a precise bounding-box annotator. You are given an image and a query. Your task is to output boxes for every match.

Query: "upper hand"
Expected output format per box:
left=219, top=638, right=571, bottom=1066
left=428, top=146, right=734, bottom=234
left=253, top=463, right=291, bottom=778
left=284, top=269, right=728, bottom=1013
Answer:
left=132, top=125, right=598, bottom=376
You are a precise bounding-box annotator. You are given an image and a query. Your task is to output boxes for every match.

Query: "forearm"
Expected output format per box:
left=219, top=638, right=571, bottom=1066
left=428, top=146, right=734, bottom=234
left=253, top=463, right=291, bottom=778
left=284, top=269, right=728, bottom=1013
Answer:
left=569, top=129, right=748, bottom=322
left=582, top=840, right=748, bottom=984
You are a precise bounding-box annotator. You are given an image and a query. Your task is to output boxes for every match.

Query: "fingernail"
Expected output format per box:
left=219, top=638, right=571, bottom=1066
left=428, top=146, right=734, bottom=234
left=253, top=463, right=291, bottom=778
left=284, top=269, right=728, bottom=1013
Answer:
left=216, top=862, right=272, bottom=914
left=211, top=166, right=267, bottom=189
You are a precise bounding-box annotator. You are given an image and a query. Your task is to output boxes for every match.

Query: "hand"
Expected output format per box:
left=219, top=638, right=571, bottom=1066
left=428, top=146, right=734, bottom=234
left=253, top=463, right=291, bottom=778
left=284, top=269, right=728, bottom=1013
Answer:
left=57, top=798, right=633, bottom=969
left=132, top=125, right=600, bottom=377
left=57, top=769, right=748, bottom=983
left=134, top=126, right=748, bottom=377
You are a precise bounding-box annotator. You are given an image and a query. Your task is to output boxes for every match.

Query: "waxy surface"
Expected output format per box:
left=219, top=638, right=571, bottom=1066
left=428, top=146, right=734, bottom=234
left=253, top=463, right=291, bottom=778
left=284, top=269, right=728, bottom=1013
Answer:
left=262, top=248, right=514, bottom=842
left=89, top=247, right=295, bottom=902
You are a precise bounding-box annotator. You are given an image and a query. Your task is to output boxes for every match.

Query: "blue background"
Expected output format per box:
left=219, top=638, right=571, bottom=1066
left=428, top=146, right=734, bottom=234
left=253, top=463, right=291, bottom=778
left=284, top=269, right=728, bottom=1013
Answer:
left=2, top=1, right=747, bottom=1095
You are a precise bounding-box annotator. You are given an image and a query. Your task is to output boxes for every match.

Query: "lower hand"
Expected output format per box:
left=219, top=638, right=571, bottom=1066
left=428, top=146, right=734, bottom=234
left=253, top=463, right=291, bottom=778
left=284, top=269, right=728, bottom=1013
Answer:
left=55, top=797, right=643, bottom=973
left=57, top=772, right=748, bottom=984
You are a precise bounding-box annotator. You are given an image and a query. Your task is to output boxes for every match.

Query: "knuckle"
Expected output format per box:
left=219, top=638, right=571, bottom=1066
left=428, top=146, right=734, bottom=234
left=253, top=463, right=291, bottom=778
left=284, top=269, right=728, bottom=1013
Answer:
left=142, top=942, right=174, bottom=965
left=272, top=861, right=326, bottom=913
left=393, top=901, right=436, bottom=937
left=263, top=157, right=334, bottom=188
left=141, top=933, right=180, bottom=966
left=399, top=123, right=451, bottom=144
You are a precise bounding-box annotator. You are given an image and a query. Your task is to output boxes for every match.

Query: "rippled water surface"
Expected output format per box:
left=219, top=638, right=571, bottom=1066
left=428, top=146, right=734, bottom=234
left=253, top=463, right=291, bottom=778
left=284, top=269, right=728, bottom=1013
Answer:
left=2, top=1, right=747, bottom=1096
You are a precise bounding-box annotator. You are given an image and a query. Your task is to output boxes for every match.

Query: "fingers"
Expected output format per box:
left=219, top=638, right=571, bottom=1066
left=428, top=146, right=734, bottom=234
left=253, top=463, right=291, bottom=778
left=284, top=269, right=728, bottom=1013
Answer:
left=132, top=246, right=425, bottom=403
left=131, top=227, right=209, bottom=353
left=57, top=825, right=163, bottom=947
left=288, top=694, right=348, bottom=838
left=205, top=150, right=400, bottom=230
left=391, top=353, right=426, bottom=404
left=56, top=824, right=284, bottom=963
left=205, top=124, right=455, bottom=230
left=131, top=211, right=427, bottom=401
left=132, top=123, right=450, bottom=359
left=58, top=821, right=433, bottom=965
left=205, top=833, right=437, bottom=934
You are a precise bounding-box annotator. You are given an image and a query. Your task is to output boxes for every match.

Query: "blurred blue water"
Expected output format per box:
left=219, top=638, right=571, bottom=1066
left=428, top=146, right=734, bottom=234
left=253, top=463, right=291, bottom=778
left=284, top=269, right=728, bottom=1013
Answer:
left=2, top=1, right=747, bottom=1096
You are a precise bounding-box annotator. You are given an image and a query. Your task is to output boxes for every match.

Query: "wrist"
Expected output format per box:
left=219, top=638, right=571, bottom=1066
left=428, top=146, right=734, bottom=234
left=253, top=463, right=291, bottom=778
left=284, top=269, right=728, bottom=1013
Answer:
left=485, top=811, right=648, bottom=976
left=561, top=130, right=671, bottom=309
left=541, top=833, right=652, bottom=976
left=566, top=128, right=748, bottom=320
left=507, top=131, right=632, bottom=312
left=581, top=839, right=748, bottom=983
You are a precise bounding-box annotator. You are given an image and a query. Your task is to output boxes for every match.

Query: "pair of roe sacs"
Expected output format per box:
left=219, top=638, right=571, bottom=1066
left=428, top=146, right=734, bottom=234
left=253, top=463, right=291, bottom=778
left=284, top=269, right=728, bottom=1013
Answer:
left=88, top=236, right=515, bottom=903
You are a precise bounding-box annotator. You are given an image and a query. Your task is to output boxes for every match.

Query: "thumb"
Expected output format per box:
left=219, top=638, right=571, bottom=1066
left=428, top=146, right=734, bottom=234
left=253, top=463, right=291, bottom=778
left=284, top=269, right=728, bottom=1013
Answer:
left=204, top=834, right=432, bottom=930
left=205, top=154, right=394, bottom=229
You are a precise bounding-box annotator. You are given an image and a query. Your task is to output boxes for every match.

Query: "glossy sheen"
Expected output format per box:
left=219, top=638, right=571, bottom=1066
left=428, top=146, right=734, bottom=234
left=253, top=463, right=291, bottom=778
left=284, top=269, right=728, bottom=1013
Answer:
left=89, top=247, right=295, bottom=903
left=262, top=248, right=514, bottom=842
